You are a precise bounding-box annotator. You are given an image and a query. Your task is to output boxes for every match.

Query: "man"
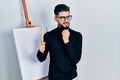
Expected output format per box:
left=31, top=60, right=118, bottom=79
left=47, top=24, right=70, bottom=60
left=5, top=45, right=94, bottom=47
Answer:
left=37, top=4, right=82, bottom=80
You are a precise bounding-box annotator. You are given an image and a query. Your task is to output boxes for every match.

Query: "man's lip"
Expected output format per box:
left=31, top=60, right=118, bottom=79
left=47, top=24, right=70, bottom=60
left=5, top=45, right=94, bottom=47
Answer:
left=63, top=22, right=69, bottom=24
left=63, top=22, right=69, bottom=26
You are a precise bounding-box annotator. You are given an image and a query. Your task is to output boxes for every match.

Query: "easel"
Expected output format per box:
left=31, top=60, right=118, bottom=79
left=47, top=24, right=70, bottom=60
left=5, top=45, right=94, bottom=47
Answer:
left=22, top=0, right=34, bottom=28
left=22, top=0, right=48, bottom=80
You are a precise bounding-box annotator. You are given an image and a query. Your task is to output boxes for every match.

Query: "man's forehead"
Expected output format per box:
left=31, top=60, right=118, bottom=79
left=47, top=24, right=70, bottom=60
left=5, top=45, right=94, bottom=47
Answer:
left=58, top=11, right=70, bottom=16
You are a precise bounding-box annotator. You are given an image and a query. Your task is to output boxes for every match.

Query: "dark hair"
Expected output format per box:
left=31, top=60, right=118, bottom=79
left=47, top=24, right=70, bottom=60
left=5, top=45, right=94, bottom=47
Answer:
left=54, top=4, right=70, bottom=16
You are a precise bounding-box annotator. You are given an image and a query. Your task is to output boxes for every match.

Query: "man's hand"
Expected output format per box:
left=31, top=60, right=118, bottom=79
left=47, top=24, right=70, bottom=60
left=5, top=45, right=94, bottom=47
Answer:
left=62, top=29, right=70, bottom=44
left=38, top=42, right=46, bottom=53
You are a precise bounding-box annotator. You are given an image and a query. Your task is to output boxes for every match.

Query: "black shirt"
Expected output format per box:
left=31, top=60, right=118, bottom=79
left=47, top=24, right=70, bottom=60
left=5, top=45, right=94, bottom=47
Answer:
left=37, top=27, right=82, bottom=80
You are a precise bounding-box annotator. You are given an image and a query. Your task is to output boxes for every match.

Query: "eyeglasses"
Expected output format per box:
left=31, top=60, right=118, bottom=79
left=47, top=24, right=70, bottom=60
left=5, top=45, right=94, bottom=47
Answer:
left=56, top=15, right=72, bottom=21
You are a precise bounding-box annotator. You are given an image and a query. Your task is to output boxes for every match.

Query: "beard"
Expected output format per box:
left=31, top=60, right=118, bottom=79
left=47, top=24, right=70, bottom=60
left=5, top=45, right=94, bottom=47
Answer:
left=59, top=22, right=70, bottom=30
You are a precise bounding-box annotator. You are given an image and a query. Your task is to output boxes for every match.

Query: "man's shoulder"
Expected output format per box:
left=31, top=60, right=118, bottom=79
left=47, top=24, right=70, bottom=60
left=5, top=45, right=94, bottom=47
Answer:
left=44, top=28, right=57, bottom=37
left=70, top=28, right=82, bottom=38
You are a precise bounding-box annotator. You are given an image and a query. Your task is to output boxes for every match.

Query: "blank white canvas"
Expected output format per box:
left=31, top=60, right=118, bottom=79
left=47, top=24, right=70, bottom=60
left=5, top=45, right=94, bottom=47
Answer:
left=13, top=27, right=49, bottom=80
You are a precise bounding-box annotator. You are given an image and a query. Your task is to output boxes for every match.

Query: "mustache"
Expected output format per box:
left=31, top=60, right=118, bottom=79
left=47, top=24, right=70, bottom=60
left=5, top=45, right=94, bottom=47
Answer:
left=63, top=22, right=69, bottom=26
left=63, top=22, right=69, bottom=24
left=63, top=22, right=70, bottom=24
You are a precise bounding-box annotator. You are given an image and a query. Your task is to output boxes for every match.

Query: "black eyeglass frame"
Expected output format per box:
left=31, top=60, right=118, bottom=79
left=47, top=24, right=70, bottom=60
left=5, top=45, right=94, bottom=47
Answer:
left=56, top=15, right=72, bottom=21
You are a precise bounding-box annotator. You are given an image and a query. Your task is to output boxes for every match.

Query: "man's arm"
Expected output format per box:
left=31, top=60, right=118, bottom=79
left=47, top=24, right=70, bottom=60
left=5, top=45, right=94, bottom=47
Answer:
left=37, top=34, right=49, bottom=62
left=65, top=33, right=82, bottom=64
left=37, top=43, right=49, bottom=62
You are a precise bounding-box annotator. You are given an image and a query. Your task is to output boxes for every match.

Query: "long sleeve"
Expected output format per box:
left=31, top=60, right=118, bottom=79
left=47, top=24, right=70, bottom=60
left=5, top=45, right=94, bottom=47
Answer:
left=37, top=45, right=48, bottom=62
left=37, top=33, right=49, bottom=62
left=65, top=33, right=82, bottom=64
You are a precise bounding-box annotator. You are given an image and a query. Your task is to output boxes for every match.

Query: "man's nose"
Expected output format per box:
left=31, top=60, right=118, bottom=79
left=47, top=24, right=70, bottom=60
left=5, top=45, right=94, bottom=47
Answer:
left=64, top=18, right=69, bottom=21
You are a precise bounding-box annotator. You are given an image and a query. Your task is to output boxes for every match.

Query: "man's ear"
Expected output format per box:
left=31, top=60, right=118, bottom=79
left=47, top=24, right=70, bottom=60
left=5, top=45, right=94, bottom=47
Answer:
left=54, top=16, right=58, bottom=22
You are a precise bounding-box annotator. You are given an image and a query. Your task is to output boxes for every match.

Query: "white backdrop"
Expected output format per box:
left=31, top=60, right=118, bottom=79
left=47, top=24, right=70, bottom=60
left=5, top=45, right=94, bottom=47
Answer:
left=0, top=0, right=120, bottom=80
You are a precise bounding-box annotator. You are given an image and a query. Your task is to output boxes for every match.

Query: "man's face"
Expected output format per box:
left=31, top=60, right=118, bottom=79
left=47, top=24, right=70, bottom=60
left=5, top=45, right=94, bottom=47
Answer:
left=54, top=11, right=72, bottom=28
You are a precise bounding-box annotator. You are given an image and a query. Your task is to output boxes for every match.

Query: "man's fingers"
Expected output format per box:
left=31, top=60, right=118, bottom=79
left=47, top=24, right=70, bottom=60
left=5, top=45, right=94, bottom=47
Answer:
left=38, top=42, right=46, bottom=53
left=39, top=42, right=46, bottom=47
left=42, top=42, right=46, bottom=47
